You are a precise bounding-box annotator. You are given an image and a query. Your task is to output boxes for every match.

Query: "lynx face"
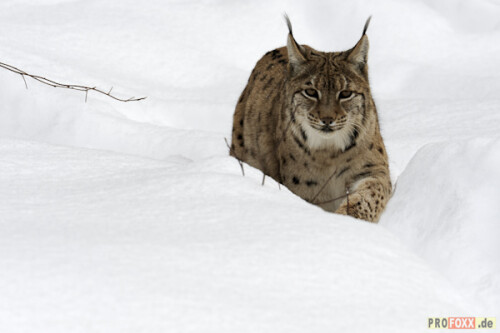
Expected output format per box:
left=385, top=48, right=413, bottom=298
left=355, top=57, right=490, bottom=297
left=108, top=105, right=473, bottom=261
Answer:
left=288, top=59, right=370, bottom=150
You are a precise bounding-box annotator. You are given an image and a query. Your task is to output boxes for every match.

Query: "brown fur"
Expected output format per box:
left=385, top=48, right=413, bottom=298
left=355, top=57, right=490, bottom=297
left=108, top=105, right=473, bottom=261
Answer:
left=230, top=17, right=391, bottom=222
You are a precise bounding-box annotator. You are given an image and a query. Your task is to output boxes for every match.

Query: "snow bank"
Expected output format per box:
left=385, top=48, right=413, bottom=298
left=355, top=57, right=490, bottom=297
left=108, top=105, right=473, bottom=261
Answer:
left=0, top=139, right=465, bottom=333
left=381, top=138, right=500, bottom=314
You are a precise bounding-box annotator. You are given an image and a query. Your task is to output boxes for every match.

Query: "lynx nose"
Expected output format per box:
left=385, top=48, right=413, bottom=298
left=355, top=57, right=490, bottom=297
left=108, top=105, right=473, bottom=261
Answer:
left=320, top=117, right=335, bottom=126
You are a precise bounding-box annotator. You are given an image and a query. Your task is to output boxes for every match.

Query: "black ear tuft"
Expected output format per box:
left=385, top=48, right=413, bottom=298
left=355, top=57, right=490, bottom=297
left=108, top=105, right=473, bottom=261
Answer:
left=284, top=13, right=293, bottom=35
left=284, top=14, right=307, bottom=75
left=362, top=16, right=372, bottom=36
left=347, top=17, right=372, bottom=70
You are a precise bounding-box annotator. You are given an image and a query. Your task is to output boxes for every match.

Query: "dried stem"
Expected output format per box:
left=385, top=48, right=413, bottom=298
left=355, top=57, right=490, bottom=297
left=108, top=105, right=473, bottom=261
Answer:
left=346, top=187, right=350, bottom=215
left=224, top=137, right=245, bottom=176
left=21, top=74, right=28, bottom=89
left=312, top=192, right=349, bottom=206
left=310, top=169, right=338, bottom=204
left=0, top=61, right=146, bottom=103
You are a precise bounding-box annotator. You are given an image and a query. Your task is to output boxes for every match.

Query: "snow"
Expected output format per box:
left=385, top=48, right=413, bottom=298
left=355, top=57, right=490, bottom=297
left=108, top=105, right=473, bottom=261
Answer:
left=0, top=0, right=499, bottom=331
left=381, top=139, right=500, bottom=315
left=0, top=139, right=466, bottom=332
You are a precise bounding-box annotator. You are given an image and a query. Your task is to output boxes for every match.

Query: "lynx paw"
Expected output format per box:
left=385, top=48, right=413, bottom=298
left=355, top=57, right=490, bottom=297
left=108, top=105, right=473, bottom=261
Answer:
left=335, top=194, right=379, bottom=223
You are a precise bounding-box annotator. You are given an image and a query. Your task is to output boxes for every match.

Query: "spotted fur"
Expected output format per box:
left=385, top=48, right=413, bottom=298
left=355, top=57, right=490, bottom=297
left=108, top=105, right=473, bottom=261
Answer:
left=230, top=16, right=391, bottom=222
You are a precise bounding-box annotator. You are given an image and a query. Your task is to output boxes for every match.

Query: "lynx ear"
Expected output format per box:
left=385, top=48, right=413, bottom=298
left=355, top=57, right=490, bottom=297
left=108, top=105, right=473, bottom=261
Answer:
left=347, top=16, right=371, bottom=68
left=284, top=14, right=306, bottom=73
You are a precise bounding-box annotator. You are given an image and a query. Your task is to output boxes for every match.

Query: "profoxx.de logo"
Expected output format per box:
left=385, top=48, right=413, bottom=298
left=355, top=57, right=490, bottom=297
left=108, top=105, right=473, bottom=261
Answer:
left=428, top=317, right=496, bottom=329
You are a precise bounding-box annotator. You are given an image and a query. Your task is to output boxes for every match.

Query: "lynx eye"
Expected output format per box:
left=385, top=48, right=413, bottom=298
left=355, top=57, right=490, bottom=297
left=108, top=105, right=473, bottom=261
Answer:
left=339, top=90, right=353, bottom=99
left=303, top=88, right=319, bottom=99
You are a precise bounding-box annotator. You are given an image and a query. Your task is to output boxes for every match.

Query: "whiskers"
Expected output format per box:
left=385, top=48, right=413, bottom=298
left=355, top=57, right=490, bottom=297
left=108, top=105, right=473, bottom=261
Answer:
left=328, top=123, right=345, bottom=132
left=345, top=119, right=368, bottom=135
left=304, top=113, right=368, bottom=152
left=309, top=118, right=346, bottom=133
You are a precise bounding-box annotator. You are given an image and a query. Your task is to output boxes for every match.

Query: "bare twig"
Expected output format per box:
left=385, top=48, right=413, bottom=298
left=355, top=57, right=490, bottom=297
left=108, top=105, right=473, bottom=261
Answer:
left=346, top=187, right=350, bottom=215
left=224, top=137, right=245, bottom=176
left=312, top=193, right=347, bottom=206
left=21, top=74, right=28, bottom=89
left=261, top=174, right=266, bottom=186
left=0, top=61, right=146, bottom=103
left=310, top=169, right=338, bottom=204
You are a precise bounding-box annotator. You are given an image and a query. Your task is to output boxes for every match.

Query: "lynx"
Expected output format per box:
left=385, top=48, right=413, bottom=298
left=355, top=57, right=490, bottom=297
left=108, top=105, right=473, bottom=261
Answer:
left=230, top=16, right=391, bottom=222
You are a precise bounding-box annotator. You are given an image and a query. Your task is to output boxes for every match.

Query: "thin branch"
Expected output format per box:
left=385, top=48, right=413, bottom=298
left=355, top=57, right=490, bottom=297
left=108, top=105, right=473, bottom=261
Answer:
left=0, top=61, right=146, bottom=102
left=312, top=192, right=348, bottom=206
left=310, top=169, right=338, bottom=204
left=224, top=137, right=245, bottom=176
left=346, top=187, right=350, bottom=215
left=21, top=74, right=28, bottom=89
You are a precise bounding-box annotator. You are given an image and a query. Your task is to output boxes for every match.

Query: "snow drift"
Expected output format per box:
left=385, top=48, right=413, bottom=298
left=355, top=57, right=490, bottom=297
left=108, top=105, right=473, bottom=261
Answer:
left=381, top=138, right=500, bottom=315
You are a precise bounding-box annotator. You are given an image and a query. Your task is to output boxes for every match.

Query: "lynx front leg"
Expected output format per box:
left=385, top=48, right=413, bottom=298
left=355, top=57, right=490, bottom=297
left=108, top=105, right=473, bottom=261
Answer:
left=335, top=177, right=391, bottom=222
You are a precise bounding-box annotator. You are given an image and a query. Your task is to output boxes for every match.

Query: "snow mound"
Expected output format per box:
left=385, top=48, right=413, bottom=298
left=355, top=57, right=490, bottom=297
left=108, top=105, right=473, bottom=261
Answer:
left=0, top=139, right=466, bottom=333
left=381, top=138, right=500, bottom=314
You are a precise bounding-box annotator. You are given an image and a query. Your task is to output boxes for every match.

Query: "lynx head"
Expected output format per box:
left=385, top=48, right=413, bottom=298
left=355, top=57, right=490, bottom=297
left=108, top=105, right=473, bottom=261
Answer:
left=284, top=16, right=373, bottom=151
